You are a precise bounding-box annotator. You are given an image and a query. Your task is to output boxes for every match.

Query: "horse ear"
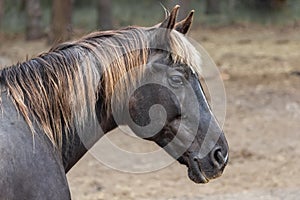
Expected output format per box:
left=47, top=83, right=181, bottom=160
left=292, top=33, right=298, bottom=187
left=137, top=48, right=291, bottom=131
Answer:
left=159, top=5, right=180, bottom=30
left=175, top=10, right=194, bottom=34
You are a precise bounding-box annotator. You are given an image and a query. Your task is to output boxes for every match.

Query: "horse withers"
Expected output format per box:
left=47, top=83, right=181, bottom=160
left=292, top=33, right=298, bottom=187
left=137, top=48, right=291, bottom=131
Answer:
left=0, top=6, right=228, bottom=199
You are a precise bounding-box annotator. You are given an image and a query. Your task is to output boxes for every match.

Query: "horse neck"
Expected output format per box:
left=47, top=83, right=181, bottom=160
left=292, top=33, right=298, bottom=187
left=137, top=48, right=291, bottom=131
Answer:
left=62, top=110, right=117, bottom=172
left=61, top=48, right=119, bottom=172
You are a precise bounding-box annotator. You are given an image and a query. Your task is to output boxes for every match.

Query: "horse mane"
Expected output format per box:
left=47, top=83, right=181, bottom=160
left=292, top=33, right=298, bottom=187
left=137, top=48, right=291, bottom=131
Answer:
left=0, top=26, right=202, bottom=148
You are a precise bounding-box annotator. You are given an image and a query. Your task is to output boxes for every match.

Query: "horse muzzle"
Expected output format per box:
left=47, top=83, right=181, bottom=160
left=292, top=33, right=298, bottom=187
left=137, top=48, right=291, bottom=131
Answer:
left=186, top=144, right=229, bottom=184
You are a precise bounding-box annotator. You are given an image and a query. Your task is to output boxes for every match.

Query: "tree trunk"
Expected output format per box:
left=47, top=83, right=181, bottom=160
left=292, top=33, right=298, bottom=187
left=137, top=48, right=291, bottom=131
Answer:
left=255, top=0, right=287, bottom=9
left=228, top=0, right=236, bottom=12
left=205, top=0, right=220, bottom=15
left=97, top=0, right=113, bottom=30
left=25, top=0, right=43, bottom=40
left=168, top=0, right=191, bottom=20
left=178, top=0, right=191, bottom=21
left=49, top=0, right=73, bottom=45
left=272, top=0, right=287, bottom=8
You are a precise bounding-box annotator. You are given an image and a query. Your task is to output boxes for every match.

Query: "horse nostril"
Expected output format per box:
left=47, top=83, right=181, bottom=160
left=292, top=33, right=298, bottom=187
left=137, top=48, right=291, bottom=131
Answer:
left=210, top=147, right=225, bottom=169
left=192, top=155, right=199, bottom=162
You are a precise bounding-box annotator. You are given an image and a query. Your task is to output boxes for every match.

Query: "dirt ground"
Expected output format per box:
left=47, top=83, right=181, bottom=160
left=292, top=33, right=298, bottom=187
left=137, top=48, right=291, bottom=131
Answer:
left=1, top=25, right=300, bottom=200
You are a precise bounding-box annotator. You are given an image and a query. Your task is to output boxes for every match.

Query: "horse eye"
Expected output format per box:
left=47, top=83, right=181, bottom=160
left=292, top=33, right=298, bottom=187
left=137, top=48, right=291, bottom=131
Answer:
left=170, top=75, right=184, bottom=85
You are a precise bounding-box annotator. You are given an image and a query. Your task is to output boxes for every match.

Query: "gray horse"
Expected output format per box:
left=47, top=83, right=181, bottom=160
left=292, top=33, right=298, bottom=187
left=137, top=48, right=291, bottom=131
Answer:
left=0, top=6, right=228, bottom=199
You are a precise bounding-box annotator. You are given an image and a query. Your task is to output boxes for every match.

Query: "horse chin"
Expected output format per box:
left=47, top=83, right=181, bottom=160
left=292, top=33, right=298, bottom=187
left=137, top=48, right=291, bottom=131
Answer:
left=178, top=155, right=209, bottom=184
left=187, top=167, right=209, bottom=184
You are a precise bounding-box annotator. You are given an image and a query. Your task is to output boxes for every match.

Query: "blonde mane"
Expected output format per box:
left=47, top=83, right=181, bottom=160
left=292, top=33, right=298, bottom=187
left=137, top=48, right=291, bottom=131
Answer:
left=0, top=26, right=202, bottom=149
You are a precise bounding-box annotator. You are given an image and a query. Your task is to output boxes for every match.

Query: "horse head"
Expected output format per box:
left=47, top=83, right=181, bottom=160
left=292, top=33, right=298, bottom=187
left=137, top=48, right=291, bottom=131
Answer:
left=113, top=6, right=229, bottom=183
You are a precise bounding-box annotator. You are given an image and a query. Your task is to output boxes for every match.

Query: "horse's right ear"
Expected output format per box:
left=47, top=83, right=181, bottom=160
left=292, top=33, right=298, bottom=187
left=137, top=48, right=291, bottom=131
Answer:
left=175, top=10, right=194, bottom=34
left=159, top=5, right=180, bottom=30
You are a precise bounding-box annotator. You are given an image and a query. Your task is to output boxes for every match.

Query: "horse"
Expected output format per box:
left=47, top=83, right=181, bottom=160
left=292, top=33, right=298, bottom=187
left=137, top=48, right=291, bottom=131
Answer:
left=0, top=6, right=228, bottom=199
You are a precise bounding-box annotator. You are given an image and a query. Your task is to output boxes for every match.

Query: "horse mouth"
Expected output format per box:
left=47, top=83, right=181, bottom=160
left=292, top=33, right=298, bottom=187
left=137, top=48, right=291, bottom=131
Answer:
left=187, top=156, right=209, bottom=184
left=184, top=151, right=228, bottom=184
left=188, top=167, right=209, bottom=184
left=177, top=154, right=210, bottom=184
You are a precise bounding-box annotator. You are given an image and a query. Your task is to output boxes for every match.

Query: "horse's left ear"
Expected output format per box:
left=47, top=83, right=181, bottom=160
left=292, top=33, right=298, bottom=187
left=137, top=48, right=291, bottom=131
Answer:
left=159, top=5, right=180, bottom=30
left=175, top=10, right=194, bottom=34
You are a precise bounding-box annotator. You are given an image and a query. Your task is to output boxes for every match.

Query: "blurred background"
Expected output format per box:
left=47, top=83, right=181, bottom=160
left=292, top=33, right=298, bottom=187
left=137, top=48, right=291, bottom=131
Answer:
left=1, top=0, right=300, bottom=42
left=1, top=0, right=300, bottom=200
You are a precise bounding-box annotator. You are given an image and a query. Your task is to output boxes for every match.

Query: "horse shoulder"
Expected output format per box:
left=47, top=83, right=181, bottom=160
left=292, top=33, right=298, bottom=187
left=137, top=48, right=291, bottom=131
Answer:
left=0, top=94, right=71, bottom=199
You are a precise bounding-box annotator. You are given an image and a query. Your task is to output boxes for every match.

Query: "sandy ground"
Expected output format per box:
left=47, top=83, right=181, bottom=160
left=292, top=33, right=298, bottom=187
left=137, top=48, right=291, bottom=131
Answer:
left=1, top=25, right=300, bottom=199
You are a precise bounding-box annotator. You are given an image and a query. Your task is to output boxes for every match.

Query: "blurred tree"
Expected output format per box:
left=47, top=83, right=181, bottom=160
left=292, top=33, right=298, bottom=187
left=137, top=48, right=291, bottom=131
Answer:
left=97, top=0, right=113, bottom=30
left=25, top=0, right=43, bottom=40
left=241, top=0, right=287, bottom=10
left=228, top=0, right=236, bottom=11
left=256, top=0, right=287, bottom=9
left=205, top=0, right=220, bottom=14
left=49, top=0, right=73, bottom=45
left=168, top=0, right=191, bottom=20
